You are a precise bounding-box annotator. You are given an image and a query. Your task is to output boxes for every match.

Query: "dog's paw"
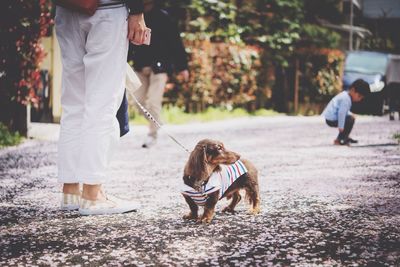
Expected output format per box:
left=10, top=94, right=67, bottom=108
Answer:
left=183, top=213, right=198, bottom=220
left=222, top=206, right=235, bottom=213
left=249, top=207, right=261, bottom=215
left=198, top=216, right=213, bottom=224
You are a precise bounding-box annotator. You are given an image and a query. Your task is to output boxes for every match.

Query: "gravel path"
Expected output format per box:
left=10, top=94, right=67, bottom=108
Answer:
left=0, top=116, right=399, bottom=266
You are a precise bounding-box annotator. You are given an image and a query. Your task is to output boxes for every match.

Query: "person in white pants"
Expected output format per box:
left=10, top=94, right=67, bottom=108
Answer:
left=56, top=0, right=147, bottom=215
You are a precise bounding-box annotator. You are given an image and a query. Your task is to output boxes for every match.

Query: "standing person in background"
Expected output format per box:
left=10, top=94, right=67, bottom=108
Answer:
left=57, top=0, right=147, bottom=215
left=129, top=0, right=189, bottom=148
left=386, top=55, right=400, bottom=121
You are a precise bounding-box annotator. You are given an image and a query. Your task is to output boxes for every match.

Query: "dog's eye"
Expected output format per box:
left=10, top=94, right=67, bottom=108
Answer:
left=207, top=146, right=219, bottom=155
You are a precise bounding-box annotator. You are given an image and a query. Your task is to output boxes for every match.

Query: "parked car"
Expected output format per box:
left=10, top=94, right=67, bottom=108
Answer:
left=343, top=50, right=390, bottom=115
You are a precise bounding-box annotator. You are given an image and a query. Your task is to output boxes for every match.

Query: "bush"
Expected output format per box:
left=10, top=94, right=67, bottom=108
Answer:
left=297, top=48, right=345, bottom=103
left=129, top=105, right=280, bottom=125
left=0, top=0, right=52, bottom=134
left=164, top=39, right=262, bottom=112
left=0, top=123, right=22, bottom=148
left=394, top=133, right=400, bottom=145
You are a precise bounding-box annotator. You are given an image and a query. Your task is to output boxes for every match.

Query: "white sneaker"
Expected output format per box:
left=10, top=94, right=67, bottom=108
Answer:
left=79, top=195, right=140, bottom=216
left=61, top=193, right=80, bottom=211
left=142, top=135, right=157, bottom=148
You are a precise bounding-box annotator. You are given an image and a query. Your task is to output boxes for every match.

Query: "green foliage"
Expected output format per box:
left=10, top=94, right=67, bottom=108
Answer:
left=362, top=36, right=396, bottom=53
left=300, top=24, right=341, bottom=49
left=130, top=105, right=279, bottom=125
left=303, top=0, right=343, bottom=24
left=0, top=0, right=53, bottom=132
left=297, top=48, right=345, bottom=102
left=164, top=40, right=262, bottom=112
left=0, top=0, right=52, bottom=104
left=0, top=123, right=22, bottom=148
left=162, top=0, right=345, bottom=111
left=238, top=0, right=303, bottom=66
left=394, top=133, right=400, bottom=144
left=186, top=0, right=243, bottom=43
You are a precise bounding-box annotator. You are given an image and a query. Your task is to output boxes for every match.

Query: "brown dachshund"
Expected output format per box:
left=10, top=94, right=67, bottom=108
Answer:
left=181, top=139, right=260, bottom=223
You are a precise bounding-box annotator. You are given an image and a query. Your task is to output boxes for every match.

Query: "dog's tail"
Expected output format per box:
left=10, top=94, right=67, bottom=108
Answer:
left=244, top=182, right=260, bottom=214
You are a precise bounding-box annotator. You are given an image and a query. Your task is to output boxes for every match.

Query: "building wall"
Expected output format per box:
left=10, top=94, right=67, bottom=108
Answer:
left=41, top=28, right=62, bottom=123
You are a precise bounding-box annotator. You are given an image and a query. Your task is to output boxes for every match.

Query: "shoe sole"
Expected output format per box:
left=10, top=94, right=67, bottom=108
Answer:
left=333, top=142, right=350, bottom=146
left=61, top=205, right=80, bottom=211
left=79, top=207, right=138, bottom=216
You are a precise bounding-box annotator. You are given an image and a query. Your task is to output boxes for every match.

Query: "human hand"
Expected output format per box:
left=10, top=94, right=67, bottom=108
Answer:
left=339, top=128, right=344, bottom=133
left=178, top=70, right=189, bottom=82
left=128, top=14, right=146, bottom=45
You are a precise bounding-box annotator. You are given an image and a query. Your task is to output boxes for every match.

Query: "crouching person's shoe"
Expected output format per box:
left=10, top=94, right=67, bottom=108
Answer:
left=347, top=137, right=358, bottom=144
left=79, top=195, right=140, bottom=216
left=61, top=193, right=81, bottom=211
left=334, top=138, right=349, bottom=146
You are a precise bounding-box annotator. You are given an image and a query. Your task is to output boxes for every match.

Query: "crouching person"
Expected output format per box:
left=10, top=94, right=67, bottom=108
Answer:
left=322, top=79, right=370, bottom=145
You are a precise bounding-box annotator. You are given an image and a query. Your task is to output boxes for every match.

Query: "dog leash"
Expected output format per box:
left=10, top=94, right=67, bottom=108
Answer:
left=128, top=90, right=191, bottom=154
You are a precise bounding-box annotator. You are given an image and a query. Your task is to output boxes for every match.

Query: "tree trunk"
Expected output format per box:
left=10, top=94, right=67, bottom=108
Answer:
left=293, top=57, right=300, bottom=114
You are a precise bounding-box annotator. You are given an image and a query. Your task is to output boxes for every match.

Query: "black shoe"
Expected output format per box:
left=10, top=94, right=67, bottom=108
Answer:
left=142, top=136, right=157, bottom=148
left=389, top=113, right=395, bottom=121
left=347, top=138, right=358, bottom=144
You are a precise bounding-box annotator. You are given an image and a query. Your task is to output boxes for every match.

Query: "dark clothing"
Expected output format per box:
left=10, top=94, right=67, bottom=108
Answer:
left=117, top=0, right=145, bottom=137
left=117, top=90, right=130, bottom=137
left=125, top=0, right=144, bottom=14
left=388, top=83, right=400, bottom=113
left=128, top=8, right=188, bottom=75
left=326, top=115, right=355, bottom=140
left=55, top=0, right=143, bottom=14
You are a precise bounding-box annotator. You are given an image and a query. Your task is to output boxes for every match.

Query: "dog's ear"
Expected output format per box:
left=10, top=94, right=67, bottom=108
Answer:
left=185, top=145, right=207, bottom=180
left=183, top=175, right=193, bottom=187
left=202, top=145, right=208, bottom=163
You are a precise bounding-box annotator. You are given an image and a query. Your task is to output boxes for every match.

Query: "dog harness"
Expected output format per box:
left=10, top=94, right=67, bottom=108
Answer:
left=181, top=160, right=248, bottom=206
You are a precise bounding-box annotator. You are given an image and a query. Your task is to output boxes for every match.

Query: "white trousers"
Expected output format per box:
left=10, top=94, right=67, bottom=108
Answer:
left=135, top=67, right=168, bottom=137
left=55, top=6, right=128, bottom=184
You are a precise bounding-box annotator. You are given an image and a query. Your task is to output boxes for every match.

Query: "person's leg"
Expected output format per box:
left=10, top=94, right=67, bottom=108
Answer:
left=394, top=83, right=400, bottom=119
left=145, top=71, right=168, bottom=138
left=325, top=119, right=338, bottom=128
left=81, top=184, right=102, bottom=200
left=388, top=84, right=396, bottom=120
left=325, top=120, right=341, bottom=142
left=341, top=115, right=355, bottom=140
left=134, top=68, right=151, bottom=116
left=55, top=6, right=86, bottom=196
left=76, top=7, right=129, bottom=198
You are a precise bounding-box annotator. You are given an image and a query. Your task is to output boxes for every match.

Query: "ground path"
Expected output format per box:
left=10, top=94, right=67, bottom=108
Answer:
left=0, top=116, right=399, bottom=266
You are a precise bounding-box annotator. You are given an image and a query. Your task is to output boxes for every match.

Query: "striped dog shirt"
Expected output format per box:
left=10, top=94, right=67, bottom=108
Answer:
left=181, top=160, right=248, bottom=206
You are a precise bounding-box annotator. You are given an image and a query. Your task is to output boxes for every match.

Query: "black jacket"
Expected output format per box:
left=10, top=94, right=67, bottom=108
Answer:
left=125, top=0, right=144, bottom=14
left=129, top=8, right=188, bottom=74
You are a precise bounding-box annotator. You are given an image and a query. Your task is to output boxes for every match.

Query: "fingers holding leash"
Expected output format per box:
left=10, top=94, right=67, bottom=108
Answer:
left=128, top=13, right=146, bottom=45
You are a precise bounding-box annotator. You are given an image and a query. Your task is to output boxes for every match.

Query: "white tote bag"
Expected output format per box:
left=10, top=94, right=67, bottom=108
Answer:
left=125, top=63, right=142, bottom=94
